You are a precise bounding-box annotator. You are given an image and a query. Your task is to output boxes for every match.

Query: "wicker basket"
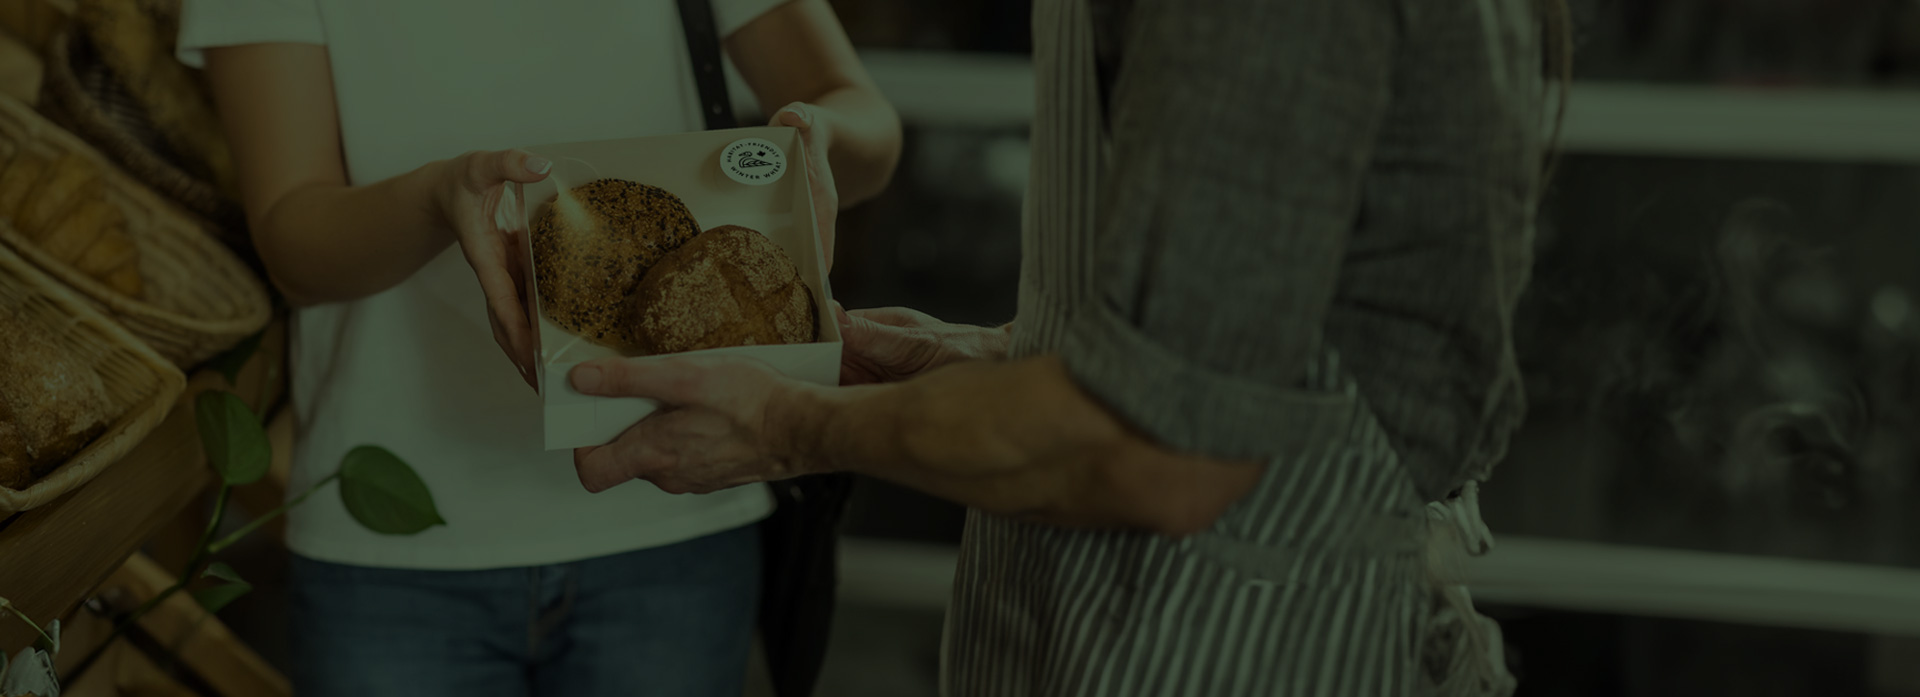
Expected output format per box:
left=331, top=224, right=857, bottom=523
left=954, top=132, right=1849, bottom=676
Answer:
left=0, top=93, right=270, bottom=367
left=0, top=243, right=185, bottom=513
left=40, top=28, right=250, bottom=246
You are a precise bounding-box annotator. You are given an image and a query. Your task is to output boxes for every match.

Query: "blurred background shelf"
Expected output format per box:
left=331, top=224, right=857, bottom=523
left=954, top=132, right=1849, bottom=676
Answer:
left=851, top=50, right=1920, bottom=163
left=1557, top=83, right=1920, bottom=163
left=1467, top=537, right=1920, bottom=637
left=836, top=534, right=1920, bottom=639
left=857, top=50, right=1031, bottom=129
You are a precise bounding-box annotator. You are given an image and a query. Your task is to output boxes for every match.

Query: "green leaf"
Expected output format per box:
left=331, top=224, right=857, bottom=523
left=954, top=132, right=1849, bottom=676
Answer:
left=208, top=329, right=265, bottom=385
left=194, top=391, right=269, bottom=486
left=192, top=582, right=252, bottom=615
left=193, top=563, right=252, bottom=614
left=202, top=562, right=244, bottom=584
left=338, top=446, right=445, bottom=535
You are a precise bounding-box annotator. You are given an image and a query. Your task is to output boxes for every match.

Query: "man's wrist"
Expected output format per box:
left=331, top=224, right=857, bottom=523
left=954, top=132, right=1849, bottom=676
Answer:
left=770, top=381, right=860, bottom=478
left=959, top=323, right=1013, bottom=363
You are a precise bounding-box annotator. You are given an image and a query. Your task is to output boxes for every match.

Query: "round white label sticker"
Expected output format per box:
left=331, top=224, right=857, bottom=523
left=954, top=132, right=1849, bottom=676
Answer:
left=720, top=138, right=787, bottom=186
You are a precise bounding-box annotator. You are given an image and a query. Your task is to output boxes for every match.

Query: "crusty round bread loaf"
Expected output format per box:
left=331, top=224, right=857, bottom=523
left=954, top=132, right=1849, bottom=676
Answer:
left=530, top=179, right=700, bottom=351
left=0, top=301, right=110, bottom=489
left=629, top=225, right=817, bottom=355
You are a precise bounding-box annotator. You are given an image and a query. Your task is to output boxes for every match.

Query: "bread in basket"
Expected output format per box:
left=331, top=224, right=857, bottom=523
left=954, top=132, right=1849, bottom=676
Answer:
left=0, top=241, right=184, bottom=513
left=0, top=92, right=269, bottom=367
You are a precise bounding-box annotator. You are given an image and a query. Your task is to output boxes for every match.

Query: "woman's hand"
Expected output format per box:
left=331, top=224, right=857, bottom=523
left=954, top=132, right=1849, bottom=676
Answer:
left=769, top=103, right=838, bottom=266
left=433, top=149, right=552, bottom=389
left=836, top=303, right=1012, bottom=384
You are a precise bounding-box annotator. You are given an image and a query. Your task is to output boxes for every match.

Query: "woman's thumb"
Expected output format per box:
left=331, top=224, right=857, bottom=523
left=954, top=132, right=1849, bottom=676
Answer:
left=771, top=103, right=813, bottom=131
left=474, top=149, right=552, bottom=187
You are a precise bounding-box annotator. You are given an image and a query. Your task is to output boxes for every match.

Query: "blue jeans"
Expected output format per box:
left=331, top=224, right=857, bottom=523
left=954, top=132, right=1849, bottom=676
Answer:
left=287, top=525, right=761, bottom=697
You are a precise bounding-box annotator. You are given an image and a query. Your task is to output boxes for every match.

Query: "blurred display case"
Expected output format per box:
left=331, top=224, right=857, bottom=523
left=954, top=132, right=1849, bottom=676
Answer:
left=1496, top=156, right=1920, bottom=568
left=1569, top=0, right=1920, bottom=87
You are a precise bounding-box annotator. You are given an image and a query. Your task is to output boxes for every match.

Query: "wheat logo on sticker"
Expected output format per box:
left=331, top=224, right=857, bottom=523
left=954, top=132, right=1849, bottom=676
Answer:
left=721, top=138, right=786, bottom=186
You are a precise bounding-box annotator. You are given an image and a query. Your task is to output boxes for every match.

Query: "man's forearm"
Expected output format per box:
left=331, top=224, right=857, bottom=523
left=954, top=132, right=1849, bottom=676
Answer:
left=807, top=85, right=900, bottom=207
left=791, top=356, right=1225, bottom=534
left=253, top=160, right=454, bottom=306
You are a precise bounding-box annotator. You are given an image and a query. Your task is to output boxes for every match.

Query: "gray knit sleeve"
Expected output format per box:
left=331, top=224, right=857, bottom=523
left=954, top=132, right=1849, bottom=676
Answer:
left=1058, top=0, right=1400, bottom=460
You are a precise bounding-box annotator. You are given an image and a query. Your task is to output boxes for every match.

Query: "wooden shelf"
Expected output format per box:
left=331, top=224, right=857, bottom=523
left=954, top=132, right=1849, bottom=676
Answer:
left=56, top=553, right=290, bottom=696
left=0, top=320, right=285, bottom=650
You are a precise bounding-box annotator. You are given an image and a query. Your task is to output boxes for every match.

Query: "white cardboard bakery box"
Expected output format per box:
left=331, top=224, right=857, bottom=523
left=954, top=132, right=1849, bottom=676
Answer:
left=518, top=126, right=841, bottom=451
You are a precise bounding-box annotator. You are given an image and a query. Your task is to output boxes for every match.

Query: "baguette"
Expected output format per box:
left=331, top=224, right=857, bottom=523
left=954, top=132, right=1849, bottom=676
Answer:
left=0, top=151, right=46, bottom=219
left=72, top=218, right=136, bottom=275
left=19, top=153, right=103, bottom=239
left=1, top=151, right=147, bottom=297
left=76, top=221, right=144, bottom=298
left=104, top=263, right=142, bottom=297
left=37, top=198, right=112, bottom=263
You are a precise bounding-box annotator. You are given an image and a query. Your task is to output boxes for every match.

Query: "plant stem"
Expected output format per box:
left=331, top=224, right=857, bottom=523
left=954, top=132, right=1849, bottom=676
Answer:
left=0, top=597, right=56, bottom=650
left=207, top=472, right=339, bottom=555
left=69, top=484, right=233, bottom=678
left=0, top=597, right=55, bottom=693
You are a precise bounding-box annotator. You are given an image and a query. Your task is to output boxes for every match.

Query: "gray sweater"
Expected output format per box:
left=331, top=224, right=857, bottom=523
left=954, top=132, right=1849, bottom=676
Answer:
left=1060, top=0, right=1546, bottom=502
left=942, top=0, right=1546, bottom=694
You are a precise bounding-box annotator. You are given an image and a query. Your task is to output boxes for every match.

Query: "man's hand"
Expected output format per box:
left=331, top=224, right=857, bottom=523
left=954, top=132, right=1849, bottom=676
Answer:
left=837, top=303, right=1011, bottom=384
left=567, top=355, right=824, bottom=495
left=564, top=351, right=1261, bottom=537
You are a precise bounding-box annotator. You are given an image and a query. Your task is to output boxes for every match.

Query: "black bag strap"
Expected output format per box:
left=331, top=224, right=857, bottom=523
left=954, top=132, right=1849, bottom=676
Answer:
left=677, top=0, right=739, bottom=130
left=676, top=8, right=852, bottom=697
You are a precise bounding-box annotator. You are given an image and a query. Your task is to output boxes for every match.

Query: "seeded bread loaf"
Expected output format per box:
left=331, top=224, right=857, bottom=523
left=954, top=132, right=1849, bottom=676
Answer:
left=629, top=225, right=817, bottom=355
left=530, top=179, right=700, bottom=351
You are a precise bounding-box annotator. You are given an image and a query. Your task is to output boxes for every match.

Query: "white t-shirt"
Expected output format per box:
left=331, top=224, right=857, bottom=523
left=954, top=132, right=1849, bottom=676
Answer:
left=178, top=0, right=784, bottom=570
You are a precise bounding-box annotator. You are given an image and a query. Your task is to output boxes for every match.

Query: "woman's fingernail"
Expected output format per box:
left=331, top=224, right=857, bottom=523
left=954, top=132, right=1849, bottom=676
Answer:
left=832, top=304, right=851, bottom=329
left=572, top=364, right=602, bottom=392
left=526, top=156, right=552, bottom=175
